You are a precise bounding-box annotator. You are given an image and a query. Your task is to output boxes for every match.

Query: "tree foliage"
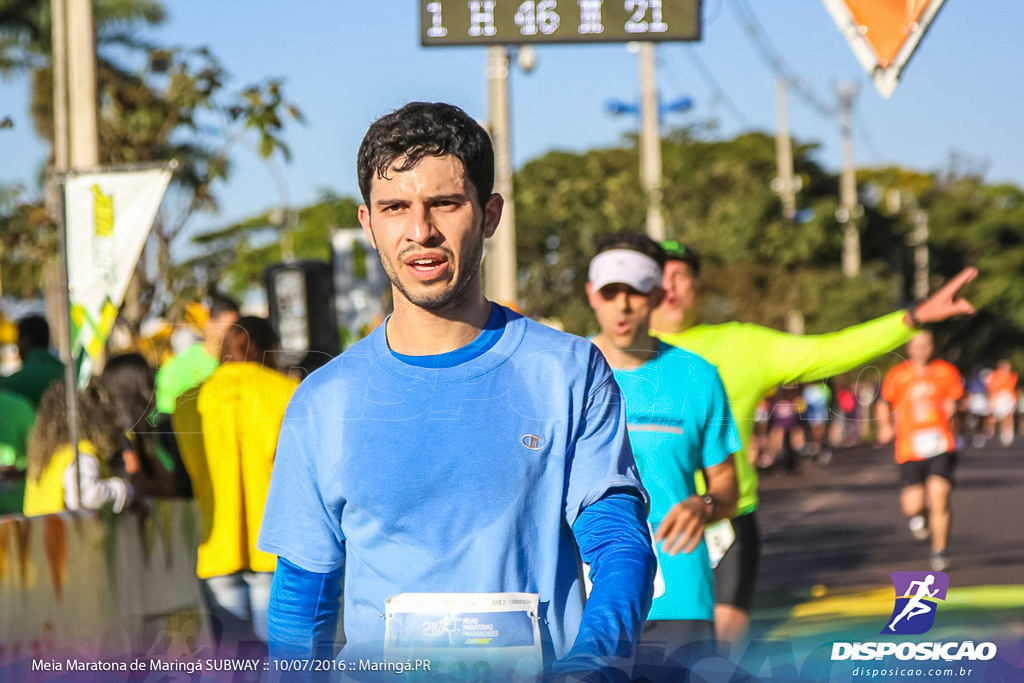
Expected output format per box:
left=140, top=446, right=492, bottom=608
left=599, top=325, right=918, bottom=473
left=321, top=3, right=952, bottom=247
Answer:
left=0, top=0, right=302, bottom=321
left=177, top=191, right=359, bottom=302
left=514, top=126, right=904, bottom=336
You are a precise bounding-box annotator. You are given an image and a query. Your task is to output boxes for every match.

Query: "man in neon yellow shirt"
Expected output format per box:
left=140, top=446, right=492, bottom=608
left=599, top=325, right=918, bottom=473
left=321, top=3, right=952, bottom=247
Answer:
left=649, top=241, right=977, bottom=650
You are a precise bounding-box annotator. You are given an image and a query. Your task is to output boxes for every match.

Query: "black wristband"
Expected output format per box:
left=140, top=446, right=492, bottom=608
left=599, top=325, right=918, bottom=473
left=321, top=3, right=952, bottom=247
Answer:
left=907, top=303, right=925, bottom=329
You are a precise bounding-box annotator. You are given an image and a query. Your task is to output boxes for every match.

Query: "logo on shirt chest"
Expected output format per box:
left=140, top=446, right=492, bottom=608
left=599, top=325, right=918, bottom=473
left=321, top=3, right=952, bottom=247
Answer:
left=521, top=434, right=544, bottom=450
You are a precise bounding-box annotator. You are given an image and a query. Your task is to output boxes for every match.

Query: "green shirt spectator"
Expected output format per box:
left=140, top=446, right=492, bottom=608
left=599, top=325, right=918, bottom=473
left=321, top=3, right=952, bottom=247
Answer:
left=0, top=389, right=36, bottom=515
left=155, top=343, right=219, bottom=414
left=1, top=315, right=66, bottom=409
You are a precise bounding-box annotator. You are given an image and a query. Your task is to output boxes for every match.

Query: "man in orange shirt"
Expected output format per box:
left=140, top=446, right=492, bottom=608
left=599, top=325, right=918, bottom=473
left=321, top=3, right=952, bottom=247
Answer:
left=985, top=359, right=1018, bottom=446
left=877, top=330, right=963, bottom=571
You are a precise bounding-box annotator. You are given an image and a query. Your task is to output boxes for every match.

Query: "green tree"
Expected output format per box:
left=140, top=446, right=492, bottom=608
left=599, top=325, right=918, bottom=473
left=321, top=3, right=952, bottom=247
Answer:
left=513, top=126, right=903, bottom=336
left=926, top=175, right=1024, bottom=369
left=0, top=184, right=56, bottom=297
left=0, top=0, right=302, bottom=321
left=178, top=191, right=360, bottom=302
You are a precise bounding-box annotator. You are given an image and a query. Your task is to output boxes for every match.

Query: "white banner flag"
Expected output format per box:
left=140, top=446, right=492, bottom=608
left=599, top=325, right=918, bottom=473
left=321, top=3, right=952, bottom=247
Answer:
left=64, top=167, right=172, bottom=381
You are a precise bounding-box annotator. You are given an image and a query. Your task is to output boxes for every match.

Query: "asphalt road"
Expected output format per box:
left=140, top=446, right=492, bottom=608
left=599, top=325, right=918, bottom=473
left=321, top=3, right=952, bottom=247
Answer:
left=716, top=438, right=1024, bottom=682
left=754, top=437, right=1024, bottom=596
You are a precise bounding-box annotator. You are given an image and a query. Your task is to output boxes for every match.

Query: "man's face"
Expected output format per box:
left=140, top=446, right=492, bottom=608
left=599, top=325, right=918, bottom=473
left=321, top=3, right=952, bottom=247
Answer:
left=907, top=331, right=934, bottom=365
left=656, top=260, right=697, bottom=323
left=587, top=282, right=661, bottom=351
left=205, top=310, right=240, bottom=348
left=358, top=154, right=502, bottom=312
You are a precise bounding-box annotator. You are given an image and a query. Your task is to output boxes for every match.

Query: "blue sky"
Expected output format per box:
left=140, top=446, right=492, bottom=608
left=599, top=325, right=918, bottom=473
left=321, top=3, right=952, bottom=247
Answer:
left=2, top=0, right=1022, bottom=248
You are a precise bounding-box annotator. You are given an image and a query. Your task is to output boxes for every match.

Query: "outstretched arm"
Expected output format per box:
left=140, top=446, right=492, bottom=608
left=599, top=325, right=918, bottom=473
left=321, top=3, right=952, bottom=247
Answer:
left=758, top=267, right=979, bottom=387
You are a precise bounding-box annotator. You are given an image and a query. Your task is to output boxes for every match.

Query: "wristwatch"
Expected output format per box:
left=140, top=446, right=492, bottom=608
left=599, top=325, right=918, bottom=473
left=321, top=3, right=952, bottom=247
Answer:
left=701, top=494, right=717, bottom=515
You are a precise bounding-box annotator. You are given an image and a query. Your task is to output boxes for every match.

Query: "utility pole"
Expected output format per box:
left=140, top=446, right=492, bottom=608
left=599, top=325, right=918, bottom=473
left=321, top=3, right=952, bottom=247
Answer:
left=773, top=80, right=798, bottom=221
left=46, top=0, right=73, bottom=363
left=638, top=43, right=665, bottom=241
left=484, top=45, right=518, bottom=305
left=910, top=206, right=929, bottom=301
left=47, top=0, right=99, bottom=361
left=836, top=82, right=860, bottom=277
left=51, top=0, right=99, bottom=503
left=66, top=0, right=99, bottom=169
left=51, top=0, right=70, bottom=174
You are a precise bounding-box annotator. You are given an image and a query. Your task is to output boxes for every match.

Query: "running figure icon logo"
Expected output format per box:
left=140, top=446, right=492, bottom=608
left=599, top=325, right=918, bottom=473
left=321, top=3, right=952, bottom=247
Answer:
left=882, top=571, right=949, bottom=635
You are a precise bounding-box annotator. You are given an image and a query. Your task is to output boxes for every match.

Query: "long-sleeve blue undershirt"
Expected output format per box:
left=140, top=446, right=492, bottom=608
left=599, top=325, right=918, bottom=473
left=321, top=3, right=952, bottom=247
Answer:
left=267, top=556, right=343, bottom=661
left=555, top=489, right=656, bottom=678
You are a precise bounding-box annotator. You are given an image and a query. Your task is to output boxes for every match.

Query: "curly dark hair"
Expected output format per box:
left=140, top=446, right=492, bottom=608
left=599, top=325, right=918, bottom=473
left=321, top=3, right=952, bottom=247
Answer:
left=97, top=353, right=156, bottom=434
left=27, top=381, right=124, bottom=480
left=357, top=101, right=494, bottom=207
left=594, top=230, right=667, bottom=268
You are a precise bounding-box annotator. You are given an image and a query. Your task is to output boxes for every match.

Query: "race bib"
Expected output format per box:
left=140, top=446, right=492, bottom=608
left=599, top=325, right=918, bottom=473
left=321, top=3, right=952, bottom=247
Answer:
left=911, top=428, right=949, bottom=459
left=992, top=391, right=1016, bottom=417
left=384, top=593, right=542, bottom=679
left=704, top=519, right=736, bottom=569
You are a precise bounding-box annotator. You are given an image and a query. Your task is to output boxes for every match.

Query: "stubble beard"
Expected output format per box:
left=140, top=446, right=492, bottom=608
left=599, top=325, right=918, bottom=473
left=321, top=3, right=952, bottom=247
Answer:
left=373, top=226, right=486, bottom=312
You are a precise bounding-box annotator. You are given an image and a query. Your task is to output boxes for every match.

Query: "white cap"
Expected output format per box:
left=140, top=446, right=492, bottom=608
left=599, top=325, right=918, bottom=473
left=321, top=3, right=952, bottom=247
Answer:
left=588, top=249, right=663, bottom=293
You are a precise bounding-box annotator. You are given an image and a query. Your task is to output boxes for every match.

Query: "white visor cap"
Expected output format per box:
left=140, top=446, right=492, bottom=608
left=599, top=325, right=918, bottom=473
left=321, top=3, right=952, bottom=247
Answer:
left=588, top=249, right=663, bottom=294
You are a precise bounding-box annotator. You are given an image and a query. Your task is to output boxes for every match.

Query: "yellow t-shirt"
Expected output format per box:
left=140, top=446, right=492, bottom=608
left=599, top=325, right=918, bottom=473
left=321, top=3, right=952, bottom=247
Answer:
left=176, top=362, right=298, bottom=578
left=23, top=441, right=100, bottom=517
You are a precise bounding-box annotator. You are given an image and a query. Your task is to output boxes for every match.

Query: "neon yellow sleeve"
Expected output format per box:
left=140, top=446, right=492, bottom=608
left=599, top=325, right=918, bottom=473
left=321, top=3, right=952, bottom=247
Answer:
left=750, top=310, right=916, bottom=387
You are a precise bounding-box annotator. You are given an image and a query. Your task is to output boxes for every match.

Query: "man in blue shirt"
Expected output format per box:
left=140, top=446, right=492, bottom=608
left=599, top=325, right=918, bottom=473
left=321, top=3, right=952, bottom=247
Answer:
left=585, top=231, right=739, bottom=677
left=258, top=102, right=656, bottom=679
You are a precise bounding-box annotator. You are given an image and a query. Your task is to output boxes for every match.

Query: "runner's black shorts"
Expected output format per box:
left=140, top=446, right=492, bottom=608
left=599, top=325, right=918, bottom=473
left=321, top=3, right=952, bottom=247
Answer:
left=713, top=510, right=760, bottom=613
left=634, top=619, right=717, bottom=681
left=899, top=451, right=958, bottom=487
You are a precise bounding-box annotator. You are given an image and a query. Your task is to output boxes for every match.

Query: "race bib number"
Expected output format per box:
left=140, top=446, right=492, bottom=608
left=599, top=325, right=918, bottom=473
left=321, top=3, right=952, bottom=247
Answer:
left=911, top=428, right=949, bottom=459
left=704, top=519, right=736, bottom=569
left=384, top=593, right=542, bottom=678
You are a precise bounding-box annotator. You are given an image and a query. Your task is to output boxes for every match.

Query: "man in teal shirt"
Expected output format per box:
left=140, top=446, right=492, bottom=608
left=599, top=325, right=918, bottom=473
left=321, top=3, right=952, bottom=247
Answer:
left=585, top=231, right=740, bottom=673
left=650, top=241, right=977, bottom=650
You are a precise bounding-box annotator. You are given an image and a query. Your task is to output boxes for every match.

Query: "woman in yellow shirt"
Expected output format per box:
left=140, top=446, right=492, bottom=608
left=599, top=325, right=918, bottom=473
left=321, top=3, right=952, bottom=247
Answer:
left=23, top=381, right=132, bottom=517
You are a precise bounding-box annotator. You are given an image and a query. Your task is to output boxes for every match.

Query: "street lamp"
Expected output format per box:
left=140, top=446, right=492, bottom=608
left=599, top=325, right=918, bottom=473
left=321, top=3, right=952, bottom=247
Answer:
left=606, top=76, right=693, bottom=241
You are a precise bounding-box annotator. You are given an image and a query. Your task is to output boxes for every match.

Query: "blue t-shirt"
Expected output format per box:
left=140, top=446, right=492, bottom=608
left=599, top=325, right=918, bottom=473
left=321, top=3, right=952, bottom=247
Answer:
left=611, top=342, right=739, bottom=621
left=258, top=305, right=647, bottom=663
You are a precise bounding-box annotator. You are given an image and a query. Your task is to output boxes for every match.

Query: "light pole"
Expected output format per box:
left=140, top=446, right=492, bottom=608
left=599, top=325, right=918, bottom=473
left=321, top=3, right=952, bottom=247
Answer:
left=483, top=46, right=535, bottom=306
left=836, top=82, right=861, bottom=277
left=607, top=50, right=692, bottom=242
